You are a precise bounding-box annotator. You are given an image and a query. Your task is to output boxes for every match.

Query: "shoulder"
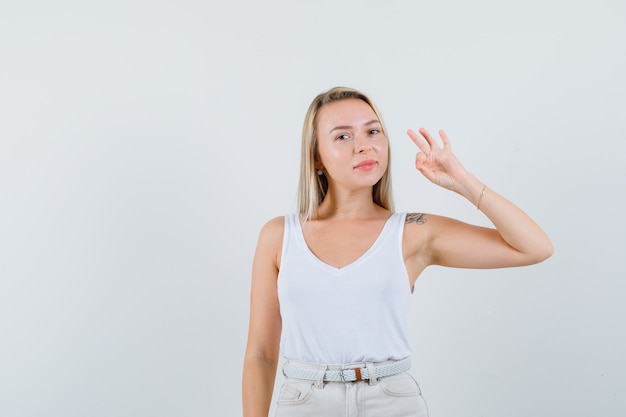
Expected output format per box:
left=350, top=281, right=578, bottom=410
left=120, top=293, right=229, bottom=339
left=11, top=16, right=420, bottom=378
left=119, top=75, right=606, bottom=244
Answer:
left=403, top=211, right=458, bottom=224
left=403, top=211, right=478, bottom=252
left=258, top=215, right=286, bottom=244
left=404, top=212, right=427, bottom=226
left=403, top=212, right=462, bottom=270
left=403, top=212, right=430, bottom=242
left=253, top=216, right=287, bottom=271
left=403, top=212, right=462, bottom=235
left=402, top=212, right=453, bottom=252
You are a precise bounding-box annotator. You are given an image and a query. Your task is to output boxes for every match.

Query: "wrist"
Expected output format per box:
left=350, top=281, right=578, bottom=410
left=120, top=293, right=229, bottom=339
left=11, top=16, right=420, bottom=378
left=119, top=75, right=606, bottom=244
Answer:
left=455, top=174, right=484, bottom=206
left=476, top=184, right=487, bottom=210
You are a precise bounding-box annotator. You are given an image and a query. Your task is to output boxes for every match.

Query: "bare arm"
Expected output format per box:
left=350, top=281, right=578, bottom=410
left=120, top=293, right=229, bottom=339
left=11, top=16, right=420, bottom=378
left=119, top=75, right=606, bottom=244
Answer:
left=242, top=217, right=284, bottom=417
left=406, top=128, right=553, bottom=272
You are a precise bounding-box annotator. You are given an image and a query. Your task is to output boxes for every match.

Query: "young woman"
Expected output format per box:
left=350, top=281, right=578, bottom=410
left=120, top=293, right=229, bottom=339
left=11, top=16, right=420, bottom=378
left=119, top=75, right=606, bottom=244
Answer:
left=242, top=87, right=553, bottom=417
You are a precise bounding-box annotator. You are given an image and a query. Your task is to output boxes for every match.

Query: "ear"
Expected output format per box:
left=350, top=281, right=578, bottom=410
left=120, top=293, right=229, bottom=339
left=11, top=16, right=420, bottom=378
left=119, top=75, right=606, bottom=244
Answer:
left=314, top=155, right=324, bottom=170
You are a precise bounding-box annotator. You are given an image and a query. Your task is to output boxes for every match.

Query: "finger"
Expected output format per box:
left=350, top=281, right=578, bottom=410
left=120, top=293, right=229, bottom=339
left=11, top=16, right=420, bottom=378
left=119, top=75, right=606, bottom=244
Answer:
left=438, top=129, right=452, bottom=148
left=415, top=154, right=437, bottom=182
left=418, top=127, right=441, bottom=149
left=407, top=129, right=430, bottom=153
left=415, top=152, right=427, bottom=166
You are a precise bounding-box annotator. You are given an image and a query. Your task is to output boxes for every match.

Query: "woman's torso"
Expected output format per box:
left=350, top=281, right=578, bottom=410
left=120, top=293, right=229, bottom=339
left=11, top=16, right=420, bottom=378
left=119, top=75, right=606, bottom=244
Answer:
left=276, top=212, right=414, bottom=365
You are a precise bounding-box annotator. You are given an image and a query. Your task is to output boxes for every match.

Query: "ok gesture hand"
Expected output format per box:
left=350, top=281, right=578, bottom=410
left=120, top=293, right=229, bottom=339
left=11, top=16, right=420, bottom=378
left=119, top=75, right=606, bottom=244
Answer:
left=407, top=128, right=470, bottom=193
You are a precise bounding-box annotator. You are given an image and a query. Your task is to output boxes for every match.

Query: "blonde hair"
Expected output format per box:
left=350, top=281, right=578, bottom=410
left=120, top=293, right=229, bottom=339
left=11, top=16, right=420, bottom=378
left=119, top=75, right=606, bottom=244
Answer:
left=297, top=86, right=394, bottom=220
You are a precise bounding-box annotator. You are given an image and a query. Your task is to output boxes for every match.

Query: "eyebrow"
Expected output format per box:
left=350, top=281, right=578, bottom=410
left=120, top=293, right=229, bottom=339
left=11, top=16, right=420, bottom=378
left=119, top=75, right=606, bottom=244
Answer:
left=328, top=119, right=381, bottom=134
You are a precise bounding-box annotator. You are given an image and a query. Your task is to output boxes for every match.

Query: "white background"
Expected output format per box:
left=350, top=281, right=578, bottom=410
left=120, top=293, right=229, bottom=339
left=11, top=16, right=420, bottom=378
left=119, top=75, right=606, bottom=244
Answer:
left=1, top=1, right=625, bottom=416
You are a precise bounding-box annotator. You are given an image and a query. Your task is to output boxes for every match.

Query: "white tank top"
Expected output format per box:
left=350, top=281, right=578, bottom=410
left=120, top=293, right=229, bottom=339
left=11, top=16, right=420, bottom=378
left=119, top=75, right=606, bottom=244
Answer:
left=277, top=212, right=413, bottom=365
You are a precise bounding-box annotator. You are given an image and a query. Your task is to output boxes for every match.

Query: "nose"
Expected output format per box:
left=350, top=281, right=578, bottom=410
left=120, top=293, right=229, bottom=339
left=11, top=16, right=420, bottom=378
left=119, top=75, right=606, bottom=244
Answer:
left=354, top=135, right=372, bottom=153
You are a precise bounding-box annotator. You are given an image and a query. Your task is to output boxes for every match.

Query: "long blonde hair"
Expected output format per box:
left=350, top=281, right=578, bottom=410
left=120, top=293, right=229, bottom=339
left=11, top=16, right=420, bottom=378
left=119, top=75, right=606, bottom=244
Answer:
left=297, top=87, right=394, bottom=220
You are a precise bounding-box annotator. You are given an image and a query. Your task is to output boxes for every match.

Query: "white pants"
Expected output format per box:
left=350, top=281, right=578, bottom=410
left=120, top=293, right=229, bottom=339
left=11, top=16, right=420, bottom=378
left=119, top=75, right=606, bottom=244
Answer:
left=275, top=362, right=429, bottom=417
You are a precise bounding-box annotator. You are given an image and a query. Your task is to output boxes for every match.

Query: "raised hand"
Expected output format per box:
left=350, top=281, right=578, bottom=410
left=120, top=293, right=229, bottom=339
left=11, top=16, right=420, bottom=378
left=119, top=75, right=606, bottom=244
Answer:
left=407, top=127, right=471, bottom=193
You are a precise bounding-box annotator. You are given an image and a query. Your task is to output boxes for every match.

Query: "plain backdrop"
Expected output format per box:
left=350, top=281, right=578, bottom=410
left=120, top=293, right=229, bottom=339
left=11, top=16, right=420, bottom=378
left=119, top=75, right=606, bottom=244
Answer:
left=1, top=1, right=625, bottom=416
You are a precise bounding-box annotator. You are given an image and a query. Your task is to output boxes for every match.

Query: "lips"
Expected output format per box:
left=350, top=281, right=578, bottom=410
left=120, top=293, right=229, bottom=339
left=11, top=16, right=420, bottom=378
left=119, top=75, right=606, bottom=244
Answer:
left=354, top=159, right=377, bottom=170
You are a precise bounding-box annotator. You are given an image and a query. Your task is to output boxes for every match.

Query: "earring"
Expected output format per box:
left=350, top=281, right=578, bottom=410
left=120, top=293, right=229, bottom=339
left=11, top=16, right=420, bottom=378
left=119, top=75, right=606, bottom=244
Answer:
left=317, top=169, right=324, bottom=176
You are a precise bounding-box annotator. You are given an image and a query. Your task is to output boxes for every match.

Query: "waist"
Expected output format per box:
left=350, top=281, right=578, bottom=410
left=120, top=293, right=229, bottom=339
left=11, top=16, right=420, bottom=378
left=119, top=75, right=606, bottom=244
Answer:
left=282, top=357, right=411, bottom=383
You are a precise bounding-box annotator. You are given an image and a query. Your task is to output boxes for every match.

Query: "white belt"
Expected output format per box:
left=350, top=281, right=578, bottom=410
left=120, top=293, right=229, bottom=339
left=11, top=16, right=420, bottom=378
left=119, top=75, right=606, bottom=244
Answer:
left=283, top=357, right=411, bottom=383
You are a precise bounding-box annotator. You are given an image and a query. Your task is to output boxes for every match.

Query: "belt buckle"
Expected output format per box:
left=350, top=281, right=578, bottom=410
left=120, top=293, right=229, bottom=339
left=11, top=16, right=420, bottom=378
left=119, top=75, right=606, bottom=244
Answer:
left=340, top=366, right=363, bottom=383
left=339, top=369, right=347, bottom=383
left=339, top=368, right=354, bottom=383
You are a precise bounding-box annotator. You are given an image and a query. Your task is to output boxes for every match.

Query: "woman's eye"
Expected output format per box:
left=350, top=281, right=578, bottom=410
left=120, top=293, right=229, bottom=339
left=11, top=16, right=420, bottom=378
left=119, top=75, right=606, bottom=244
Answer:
left=336, top=134, right=350, bottom=141
left=370, top=129, right=380, bottom=135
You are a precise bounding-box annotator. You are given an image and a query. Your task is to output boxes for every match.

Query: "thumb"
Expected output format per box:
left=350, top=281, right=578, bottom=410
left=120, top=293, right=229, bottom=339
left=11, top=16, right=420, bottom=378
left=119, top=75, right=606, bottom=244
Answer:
left=415, top=153, right=437, bottom=183
left=415, top=152, right=428, bottom=168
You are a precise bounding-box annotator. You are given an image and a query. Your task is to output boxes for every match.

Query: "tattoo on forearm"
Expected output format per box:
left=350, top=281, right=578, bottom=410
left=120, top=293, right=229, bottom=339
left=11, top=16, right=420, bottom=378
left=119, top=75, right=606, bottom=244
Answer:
left=405, top=213, right=426, bottom=225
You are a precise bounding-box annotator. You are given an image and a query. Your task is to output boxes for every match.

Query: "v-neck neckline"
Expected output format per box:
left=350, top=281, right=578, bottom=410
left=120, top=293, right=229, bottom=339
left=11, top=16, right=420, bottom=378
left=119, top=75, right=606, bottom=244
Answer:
left=295, top=213, right=397, bottom=273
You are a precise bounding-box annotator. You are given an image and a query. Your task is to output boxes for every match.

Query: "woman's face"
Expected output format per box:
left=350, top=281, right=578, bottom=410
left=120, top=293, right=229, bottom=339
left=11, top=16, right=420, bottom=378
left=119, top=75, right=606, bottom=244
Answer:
left=315, top=98, right=389, bottom=191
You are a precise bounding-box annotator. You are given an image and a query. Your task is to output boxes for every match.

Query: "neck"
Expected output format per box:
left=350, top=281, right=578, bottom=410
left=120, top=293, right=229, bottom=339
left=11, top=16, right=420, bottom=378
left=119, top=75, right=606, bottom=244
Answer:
left=316, top=186, right=383, bottom=220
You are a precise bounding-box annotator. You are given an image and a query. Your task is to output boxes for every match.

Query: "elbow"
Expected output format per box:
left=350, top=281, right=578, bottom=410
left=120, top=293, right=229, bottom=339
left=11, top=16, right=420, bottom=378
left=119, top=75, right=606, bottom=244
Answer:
left=530, top=239, right=554, bottom=264
left=542, top=236, right=555, bottom=260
